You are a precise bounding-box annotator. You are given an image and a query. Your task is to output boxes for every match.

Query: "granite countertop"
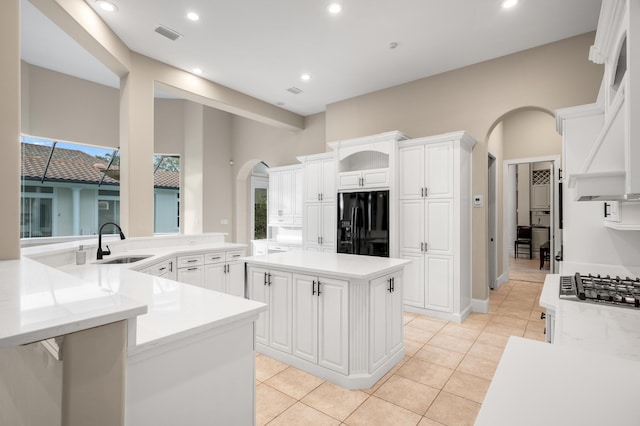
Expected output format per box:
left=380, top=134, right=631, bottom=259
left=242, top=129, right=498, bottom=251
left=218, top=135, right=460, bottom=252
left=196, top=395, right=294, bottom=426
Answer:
left=242, top=251, right=411, bottom=280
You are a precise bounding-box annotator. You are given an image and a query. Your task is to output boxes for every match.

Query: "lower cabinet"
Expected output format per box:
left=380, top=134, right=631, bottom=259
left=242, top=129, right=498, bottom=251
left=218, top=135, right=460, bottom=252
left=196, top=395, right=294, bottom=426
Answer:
left=401, top=251, right=453, bottom=313
left=292, top=274, right=348, bottom=374
left=247, top=266, right=293, bottom=353
left=144, top=257, right=177, bottom=281
left=176, top=254, right=205, bottom=287
left=370, top=273, right=403, bottom=371
left=203, top=250, right=245, bottom=297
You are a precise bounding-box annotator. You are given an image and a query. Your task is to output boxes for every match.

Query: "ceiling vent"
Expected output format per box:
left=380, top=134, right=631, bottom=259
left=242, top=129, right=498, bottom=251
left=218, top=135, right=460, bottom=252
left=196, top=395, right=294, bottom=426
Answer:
left=287, top=87, right=303, bottom=95
left=155, top=25, right=181, bottom=41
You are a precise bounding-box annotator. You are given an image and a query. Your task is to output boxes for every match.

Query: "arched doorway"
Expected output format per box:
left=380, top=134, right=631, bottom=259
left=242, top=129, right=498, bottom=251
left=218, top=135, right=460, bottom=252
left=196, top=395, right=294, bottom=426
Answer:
left=485, top=107, right=562, bottom=291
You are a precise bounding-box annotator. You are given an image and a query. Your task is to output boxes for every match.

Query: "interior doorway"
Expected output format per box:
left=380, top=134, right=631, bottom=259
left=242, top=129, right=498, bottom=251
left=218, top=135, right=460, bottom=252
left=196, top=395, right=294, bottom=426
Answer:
left=504, top=156, right=561, bottom=281
left=249, top=162, right=269, bottom=241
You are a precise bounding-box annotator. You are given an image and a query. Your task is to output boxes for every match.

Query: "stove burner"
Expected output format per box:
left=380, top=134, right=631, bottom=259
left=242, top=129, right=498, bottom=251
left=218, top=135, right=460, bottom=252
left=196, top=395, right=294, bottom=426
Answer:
left=559, top=273, right=640, bottom=309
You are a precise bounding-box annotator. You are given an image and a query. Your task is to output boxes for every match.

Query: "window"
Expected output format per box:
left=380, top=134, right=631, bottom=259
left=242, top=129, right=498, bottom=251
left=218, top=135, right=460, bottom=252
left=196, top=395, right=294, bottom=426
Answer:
left=20, top=136, right=181, bottom=240
left=250, top=162, right=269, bottom=240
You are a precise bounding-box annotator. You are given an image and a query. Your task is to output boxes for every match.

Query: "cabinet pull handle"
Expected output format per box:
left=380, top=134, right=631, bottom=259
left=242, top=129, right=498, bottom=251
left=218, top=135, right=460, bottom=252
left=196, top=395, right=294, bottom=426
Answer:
left=187, top=267, right=198, bottom=271
left=420, top=242, right=424, bottom=251
left=388, top=278, right=392, bottom=293
left=312, top=280, right=316, bottom=295
left=392, top=277, right=395, bottom=292
left=424, top=242, right=428, bottom=252
left=158, top=267, right=166, bottom=272
left=604, top=203, right=611, bottom=218
left=421, top=187, right=424, bottom=197
left=224, top=264, right=228, bottom=273
left=424, top=187, right=428, bottom=197
left=320, top=193, right=323, bottom=201
left=264, top=272, right=268, bottom=286
left=320, top=236, right=323, bottom=244
left=211, top=256, right=221, bottom=260
left=268, top=273, right=272, bottom=286
left=169, top=261, right=173, bottom=272
left=232, top=254, right=241, bottom=258
left=187, top=259, right=198, bottom=263
left=318, top=193, right=321, bottom=201
left=317, top=280, right=322, bottom=295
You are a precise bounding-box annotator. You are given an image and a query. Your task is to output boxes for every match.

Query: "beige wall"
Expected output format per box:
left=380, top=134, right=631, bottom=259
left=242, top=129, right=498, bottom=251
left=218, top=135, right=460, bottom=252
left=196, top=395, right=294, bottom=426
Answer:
left=488, top=122, right=504, bottom=283
left=503, top=109, right=561, bottom=160
left=325, top=32, right=602, bottom=301
left=154, top=99, right=185, bottom=155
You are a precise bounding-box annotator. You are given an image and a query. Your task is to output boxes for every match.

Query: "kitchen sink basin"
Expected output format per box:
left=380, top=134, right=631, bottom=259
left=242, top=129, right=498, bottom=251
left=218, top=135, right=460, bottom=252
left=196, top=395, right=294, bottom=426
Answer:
left=96, top=255, right=153, bottom=264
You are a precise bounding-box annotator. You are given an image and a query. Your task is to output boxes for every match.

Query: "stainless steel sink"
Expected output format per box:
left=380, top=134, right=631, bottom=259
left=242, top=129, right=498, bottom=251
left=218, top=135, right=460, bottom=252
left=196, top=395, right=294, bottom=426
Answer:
left=96, top=255, right=153, bottom=264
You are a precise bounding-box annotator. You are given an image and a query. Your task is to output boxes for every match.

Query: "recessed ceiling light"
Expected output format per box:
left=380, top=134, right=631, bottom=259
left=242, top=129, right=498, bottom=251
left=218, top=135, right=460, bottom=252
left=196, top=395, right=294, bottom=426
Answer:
left=186, top=12, right=200, bottom=21
left=193, top=68, right=203, bottom=75
left=501, top=0, right=518, bottom=9
left=96, top=0, right=118, bottom=12
left=328, top=3, right=342, bottom=14
left=301, top=73, right=311, bottom=81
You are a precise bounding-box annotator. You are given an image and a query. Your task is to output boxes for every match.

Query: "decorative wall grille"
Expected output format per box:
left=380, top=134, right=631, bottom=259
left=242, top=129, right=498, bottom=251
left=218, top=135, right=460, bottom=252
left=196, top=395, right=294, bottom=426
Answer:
left=531, top=169, right=550, bottom=185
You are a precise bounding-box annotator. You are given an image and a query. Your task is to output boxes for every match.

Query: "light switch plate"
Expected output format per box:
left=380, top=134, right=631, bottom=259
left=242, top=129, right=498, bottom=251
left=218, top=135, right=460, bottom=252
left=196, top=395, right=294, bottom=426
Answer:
left=473, top=195, right=483, bottom=208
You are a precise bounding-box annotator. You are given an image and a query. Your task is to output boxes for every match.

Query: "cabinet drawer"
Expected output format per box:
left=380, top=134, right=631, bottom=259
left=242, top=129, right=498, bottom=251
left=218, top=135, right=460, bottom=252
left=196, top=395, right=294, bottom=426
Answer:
left=225, top=250, right=245, bottom=262
left=177, top=254, right=204, bottom=268
left=205, top=252, right=225, bottom=264
left=150, top=259, right=174, bottom=276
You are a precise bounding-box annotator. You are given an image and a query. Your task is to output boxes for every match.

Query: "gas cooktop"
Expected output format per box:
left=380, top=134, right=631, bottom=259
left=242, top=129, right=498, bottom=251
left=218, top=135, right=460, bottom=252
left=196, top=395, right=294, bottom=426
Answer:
left=559, top=273, right=640, bottom=309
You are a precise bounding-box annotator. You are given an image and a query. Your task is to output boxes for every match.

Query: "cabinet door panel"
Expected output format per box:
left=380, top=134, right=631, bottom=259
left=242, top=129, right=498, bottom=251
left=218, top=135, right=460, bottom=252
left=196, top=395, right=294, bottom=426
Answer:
left=294, top=168, right=304, bottom=218
left=292, top=274, right=318, bottom=364
left=531, top=185, right=550, bottom=209
left=304, top=203, right=321, bottom=245
left=399, top=200, right=424, bottom=253
left=400, top=251, right=424, bottom=308
left=269, top=270, right=293, bottom=353
left=389, top=273, right=404, bottom=355
left=321, top=159, right=336, bottom=202
left=268, top=173, right=280, bottom=219
left=321, top=202, right=336, bottom=246
left=337, top=171, right=362, bottom=190
left=204, top=264, right=225, bottom=293
left=399, top=145, right=424, bottom=199
left=248, top=267, right=269, bottom=345
left=425, top=142, right=453, bottom=198
left=425, top=200, right=452, bottom=255
left=425, top=256, right=453, bottom=312
left=176, top=267, right=204, bottom=287
left=279, top=171, right=294, bottom=217
left=305, top=161, right=322, bottom=203
left=318, top=277, right=349, bottom=374
left=362, top=169, right=389, bottom=188
left=226, top=262, right=244, bottom=297
left=369, top=275, right=390, bottom=371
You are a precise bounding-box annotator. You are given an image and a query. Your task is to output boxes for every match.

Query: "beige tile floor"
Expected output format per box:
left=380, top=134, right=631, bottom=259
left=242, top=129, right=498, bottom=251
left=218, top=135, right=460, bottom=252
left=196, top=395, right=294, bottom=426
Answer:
left=256, top=257, right=549, bottom=426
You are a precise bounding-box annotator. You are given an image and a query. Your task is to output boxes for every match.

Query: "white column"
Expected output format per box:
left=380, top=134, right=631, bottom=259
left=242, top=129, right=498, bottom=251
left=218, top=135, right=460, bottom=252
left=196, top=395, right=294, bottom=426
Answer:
left=183, top=101, right=204, bottom=234
left=72, top=188, right=81, bottom=235
left=0, top=0, right=20, bottom=259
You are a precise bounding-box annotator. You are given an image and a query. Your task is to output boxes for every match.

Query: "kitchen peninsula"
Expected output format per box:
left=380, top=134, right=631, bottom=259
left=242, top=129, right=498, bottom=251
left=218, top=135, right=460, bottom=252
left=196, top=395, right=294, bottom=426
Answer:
left=244, top=251, right=410, bottom=389
left=2, top=234, right=267, bottom=426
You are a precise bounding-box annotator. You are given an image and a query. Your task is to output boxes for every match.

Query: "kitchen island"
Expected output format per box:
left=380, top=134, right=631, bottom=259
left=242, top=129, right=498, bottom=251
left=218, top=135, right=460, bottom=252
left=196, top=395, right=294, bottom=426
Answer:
left=243, top=251, right=410, bottom=389
left=3, top=234, right=267, bottom=426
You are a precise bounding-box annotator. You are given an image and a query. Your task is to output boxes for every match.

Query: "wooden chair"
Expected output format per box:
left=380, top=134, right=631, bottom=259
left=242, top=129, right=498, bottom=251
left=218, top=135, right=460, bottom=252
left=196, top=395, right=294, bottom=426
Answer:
left=514, top=226, right=532, bottom=259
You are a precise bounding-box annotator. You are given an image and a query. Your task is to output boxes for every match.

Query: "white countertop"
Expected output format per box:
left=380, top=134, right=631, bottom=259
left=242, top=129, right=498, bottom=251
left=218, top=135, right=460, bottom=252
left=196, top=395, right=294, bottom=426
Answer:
left=4, top=235, right=266, bottom=354
left=242, top=251, right=410, bottom=279
left=475, top=337, right=640, bottom=426
left=0, top=257, right=146, bottom=349
left=540, top=274, right=640, bottom=362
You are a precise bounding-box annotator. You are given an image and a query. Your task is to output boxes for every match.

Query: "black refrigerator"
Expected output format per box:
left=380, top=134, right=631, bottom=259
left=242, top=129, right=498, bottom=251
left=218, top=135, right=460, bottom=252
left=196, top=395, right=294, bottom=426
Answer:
left=337, top=190, right=389, bottom=257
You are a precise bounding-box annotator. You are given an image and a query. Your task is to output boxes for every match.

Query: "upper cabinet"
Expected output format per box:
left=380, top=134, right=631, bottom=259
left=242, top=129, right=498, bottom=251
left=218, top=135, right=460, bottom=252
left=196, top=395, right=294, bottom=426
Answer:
left=328, top=131, right=409, bottom=192
left=564, top=0, right=640, bottom=201
left=530, top=168, right=551, bottom=210
left=268, top=164, right=303, bottom=226
left=299, top=153, right=336, bottom=203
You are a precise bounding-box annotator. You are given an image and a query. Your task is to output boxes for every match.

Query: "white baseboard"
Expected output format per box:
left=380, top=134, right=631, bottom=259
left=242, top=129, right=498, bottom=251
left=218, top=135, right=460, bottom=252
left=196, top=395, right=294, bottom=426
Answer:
left=471, top=298, right=489, bottom=314
left=494, top=272, right=509, bottom=289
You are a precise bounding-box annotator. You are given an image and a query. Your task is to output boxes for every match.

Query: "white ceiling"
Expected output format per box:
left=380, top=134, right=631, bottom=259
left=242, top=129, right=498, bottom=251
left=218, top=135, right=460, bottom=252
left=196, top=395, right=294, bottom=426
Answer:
left=20, top=0, right=602, bottom=116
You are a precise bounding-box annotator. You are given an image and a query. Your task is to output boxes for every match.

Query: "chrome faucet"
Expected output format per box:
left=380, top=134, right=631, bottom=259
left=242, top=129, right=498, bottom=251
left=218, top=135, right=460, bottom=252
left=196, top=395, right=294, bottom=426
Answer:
left=97, top=222, right=126, bottom=260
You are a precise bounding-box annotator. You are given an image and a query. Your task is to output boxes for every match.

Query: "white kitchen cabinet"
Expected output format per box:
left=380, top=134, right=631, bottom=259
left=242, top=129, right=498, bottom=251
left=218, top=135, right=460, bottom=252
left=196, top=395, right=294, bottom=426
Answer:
left=531, top=185, right=550, bottom=209
left=370, top=272, right=403, bottom=371
left=399, top=142, right=453, bottom=200
left=176, top=254, right=205, bottom=287
left=337, top=168, right=389, bottom=190
left=145, top=257, right=177, bottom=281
left=303, top=202, right=335, bottom=251
left=300, top=153, right=336, bottom=252
left=292, top=274, right=348, bottom=374
left=251, top=240, right=267, bottom=255
left=398, top=132, right=475, bottom=323
left=247, top=266, right=293, bottom=353
left=302, top=155, right=335, bottom=203
left=204, top=249, right=245, bottom=297
left=268, top=165, right=303, bottom=226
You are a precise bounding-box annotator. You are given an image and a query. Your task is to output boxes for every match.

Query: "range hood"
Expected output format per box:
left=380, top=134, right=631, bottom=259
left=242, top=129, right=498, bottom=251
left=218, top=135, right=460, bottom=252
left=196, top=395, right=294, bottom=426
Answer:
left=564, top=0, right=640, bottom=202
